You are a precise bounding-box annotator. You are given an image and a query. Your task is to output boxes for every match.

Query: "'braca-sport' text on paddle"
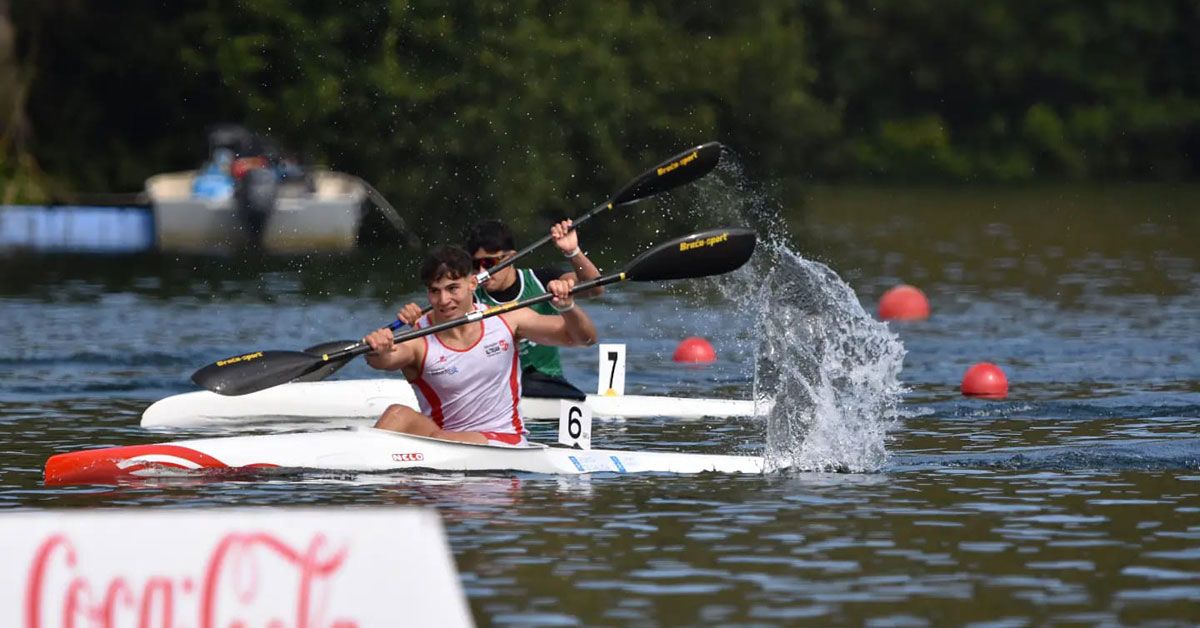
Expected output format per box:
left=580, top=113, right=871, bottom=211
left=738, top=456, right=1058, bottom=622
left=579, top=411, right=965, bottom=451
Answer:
left=192, top=227, right=756, bottom=396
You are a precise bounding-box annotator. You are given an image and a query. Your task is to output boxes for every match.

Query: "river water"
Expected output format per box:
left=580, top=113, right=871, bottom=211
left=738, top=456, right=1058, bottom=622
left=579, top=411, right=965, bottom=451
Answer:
left=1, top=184, right=1197, bottom=625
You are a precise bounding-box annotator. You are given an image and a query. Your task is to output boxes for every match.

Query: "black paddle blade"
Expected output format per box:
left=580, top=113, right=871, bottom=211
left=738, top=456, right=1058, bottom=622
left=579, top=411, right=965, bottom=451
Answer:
left=191, top=350, right=326, bottom=396
left=293, top=340, right=360, bottom=382
left=623, top=227, right=757, bottom=282
left=611, top=142, right=723, bottom=206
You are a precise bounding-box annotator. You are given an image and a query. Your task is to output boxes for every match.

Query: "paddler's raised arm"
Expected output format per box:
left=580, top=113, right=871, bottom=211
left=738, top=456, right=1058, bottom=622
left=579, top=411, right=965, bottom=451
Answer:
left=551, top=219, right=604, bottom=298
left=506, top=276, right=597, bottom=348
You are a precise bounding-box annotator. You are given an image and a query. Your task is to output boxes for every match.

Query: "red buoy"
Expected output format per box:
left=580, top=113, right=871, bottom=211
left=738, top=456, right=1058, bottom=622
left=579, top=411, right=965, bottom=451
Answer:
left=961, top=362, right=1008, bottom=399
left=673, top=337, right=716, bottom=363
left=878, top=284, right=930, bottom=321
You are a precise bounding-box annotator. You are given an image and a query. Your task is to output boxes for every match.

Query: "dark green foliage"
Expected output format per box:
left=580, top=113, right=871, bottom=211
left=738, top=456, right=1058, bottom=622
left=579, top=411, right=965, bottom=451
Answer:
left=6, top=1, right=1198, bottom=233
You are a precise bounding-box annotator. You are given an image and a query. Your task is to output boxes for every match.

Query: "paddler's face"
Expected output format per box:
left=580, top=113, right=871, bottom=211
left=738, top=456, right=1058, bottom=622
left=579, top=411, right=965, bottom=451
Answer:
left=426, top=274, right=477, bottom=319
left=472, top=248, right=516, bottom=291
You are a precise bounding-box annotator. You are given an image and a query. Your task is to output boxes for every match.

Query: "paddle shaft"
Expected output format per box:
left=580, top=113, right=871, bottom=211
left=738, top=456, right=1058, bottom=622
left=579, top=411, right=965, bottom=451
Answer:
left=475, top=199, right=612, bottom=284
left=386, top=207, right=601, bottom=331
left=192, top=226, right=754, bottom=396
left=325, top=273, right=624, bottom=363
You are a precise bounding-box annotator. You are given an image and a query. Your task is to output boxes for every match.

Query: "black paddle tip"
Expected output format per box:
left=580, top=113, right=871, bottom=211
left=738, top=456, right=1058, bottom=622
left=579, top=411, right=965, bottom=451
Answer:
left=612, top=142, right=725, bottom=206
left=191, top=349, right=328, bottom=396
left=623, top=227, right=757, bottom=282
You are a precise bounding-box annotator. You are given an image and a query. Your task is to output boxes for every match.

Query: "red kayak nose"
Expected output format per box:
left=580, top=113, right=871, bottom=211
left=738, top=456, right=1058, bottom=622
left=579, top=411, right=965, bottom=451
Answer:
left=44, top=444, right=230, bottom=485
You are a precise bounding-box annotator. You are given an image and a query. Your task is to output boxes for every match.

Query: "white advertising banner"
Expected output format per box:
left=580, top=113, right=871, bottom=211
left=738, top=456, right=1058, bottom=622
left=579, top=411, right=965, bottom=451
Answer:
left=0, top=507, right=473, bottom=627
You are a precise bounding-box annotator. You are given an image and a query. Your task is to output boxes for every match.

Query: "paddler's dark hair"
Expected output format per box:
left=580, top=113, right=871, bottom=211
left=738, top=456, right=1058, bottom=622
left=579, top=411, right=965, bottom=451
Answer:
left=465, top=219, right=516, bottom=254
left=420, top=245, right=474, bottom=286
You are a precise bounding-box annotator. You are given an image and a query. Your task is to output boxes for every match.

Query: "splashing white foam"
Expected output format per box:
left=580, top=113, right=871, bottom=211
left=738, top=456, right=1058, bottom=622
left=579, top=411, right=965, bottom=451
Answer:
left=749, top=243, right=905, bottom=472
left=695, top=154, right=907, bottom=472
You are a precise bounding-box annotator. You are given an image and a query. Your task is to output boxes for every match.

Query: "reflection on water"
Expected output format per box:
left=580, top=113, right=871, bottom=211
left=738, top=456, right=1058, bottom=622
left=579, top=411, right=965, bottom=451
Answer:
left=1, top=183, right=1198, bottom=624
left=7, top=406, right=1197, bottom=625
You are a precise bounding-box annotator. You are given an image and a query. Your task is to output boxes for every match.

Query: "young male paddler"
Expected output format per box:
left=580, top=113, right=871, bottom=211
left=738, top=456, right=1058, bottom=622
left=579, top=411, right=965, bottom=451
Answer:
left=363, top=246, right=597, bottom=445
left=466, top=219, right=604, bottom=400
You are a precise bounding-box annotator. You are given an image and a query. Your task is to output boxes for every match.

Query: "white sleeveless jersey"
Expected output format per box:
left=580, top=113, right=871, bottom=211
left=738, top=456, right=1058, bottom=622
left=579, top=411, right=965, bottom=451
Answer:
left=409, top=308, right=525, bottom=435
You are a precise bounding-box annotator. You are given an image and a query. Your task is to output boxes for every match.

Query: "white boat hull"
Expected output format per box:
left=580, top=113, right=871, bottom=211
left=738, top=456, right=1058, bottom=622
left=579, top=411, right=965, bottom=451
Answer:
left=44, top=427, right=772, bottom=484
left=146, top=170, right=366, bottom=253
left=140, top=379, right=765, bottom=428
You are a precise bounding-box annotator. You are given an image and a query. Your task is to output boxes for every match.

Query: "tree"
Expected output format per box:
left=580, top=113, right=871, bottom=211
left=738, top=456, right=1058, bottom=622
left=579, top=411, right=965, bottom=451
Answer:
left=0, top=0, right=46, bottom=203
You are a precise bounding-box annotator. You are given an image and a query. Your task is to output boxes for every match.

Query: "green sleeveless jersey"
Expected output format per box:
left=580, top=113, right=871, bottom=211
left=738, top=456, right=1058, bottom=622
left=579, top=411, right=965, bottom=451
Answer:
left=475, top=267, right=564, bottom=377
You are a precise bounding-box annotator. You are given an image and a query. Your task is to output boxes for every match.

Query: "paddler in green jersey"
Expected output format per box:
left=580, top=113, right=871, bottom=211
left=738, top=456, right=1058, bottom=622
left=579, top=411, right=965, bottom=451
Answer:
left=466, top=219, right=605, bottom=400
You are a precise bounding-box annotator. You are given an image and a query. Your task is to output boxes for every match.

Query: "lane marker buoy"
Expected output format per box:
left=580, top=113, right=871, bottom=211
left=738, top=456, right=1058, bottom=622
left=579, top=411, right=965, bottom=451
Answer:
left=878, top=284, right=930, bottom=321
left=962, top=362, right=1008, bottom=399
left=673, top=337, right=716, bottom=363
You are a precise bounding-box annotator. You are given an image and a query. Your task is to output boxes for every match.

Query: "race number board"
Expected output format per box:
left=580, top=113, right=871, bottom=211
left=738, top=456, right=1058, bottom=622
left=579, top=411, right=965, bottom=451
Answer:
left=597, top=343, right=626, bottom=396
left=558, top=399, right=593, bottom=450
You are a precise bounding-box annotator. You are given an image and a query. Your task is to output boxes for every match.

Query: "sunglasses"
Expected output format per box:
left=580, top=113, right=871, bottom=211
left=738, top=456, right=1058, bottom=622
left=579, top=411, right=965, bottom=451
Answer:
left=473, top=254, right=510, bottom=270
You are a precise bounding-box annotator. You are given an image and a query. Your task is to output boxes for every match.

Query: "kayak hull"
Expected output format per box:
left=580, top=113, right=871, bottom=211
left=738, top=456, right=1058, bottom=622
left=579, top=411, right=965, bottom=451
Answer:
left=140, top=380, right=766, bottom=428
left=45, top=427, right=772, bottom=484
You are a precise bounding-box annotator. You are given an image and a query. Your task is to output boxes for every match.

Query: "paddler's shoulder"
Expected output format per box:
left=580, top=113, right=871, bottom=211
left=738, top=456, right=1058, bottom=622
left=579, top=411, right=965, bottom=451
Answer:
left=496, top=307, right=536, bottom=330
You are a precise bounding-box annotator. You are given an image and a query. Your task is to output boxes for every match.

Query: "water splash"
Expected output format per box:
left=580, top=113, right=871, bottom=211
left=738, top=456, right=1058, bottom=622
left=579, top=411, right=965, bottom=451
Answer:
left=692, top=153, right=907, bottom=472
left=748, top=244, right=906, bottom=472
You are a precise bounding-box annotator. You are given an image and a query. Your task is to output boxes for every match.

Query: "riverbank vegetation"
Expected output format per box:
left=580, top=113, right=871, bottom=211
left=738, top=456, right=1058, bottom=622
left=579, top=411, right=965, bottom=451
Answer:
left=4, top=2, right=1197, bottom=236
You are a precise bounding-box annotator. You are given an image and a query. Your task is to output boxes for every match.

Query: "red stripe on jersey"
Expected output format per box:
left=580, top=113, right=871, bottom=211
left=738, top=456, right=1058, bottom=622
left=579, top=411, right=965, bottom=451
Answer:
left=413, top=377, right=444, bottom=428
left=416, top=335, right=428, bottom=374
left=407, top=334, right=443, bottom=427
left=499, top=315, right=524, bottom=435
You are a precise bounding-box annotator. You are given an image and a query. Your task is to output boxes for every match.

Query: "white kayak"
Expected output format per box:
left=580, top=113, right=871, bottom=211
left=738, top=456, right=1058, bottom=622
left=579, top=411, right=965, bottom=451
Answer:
left=44, top=427, right=772, bottom=484
left=140, top=379, right=766, bottom=428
